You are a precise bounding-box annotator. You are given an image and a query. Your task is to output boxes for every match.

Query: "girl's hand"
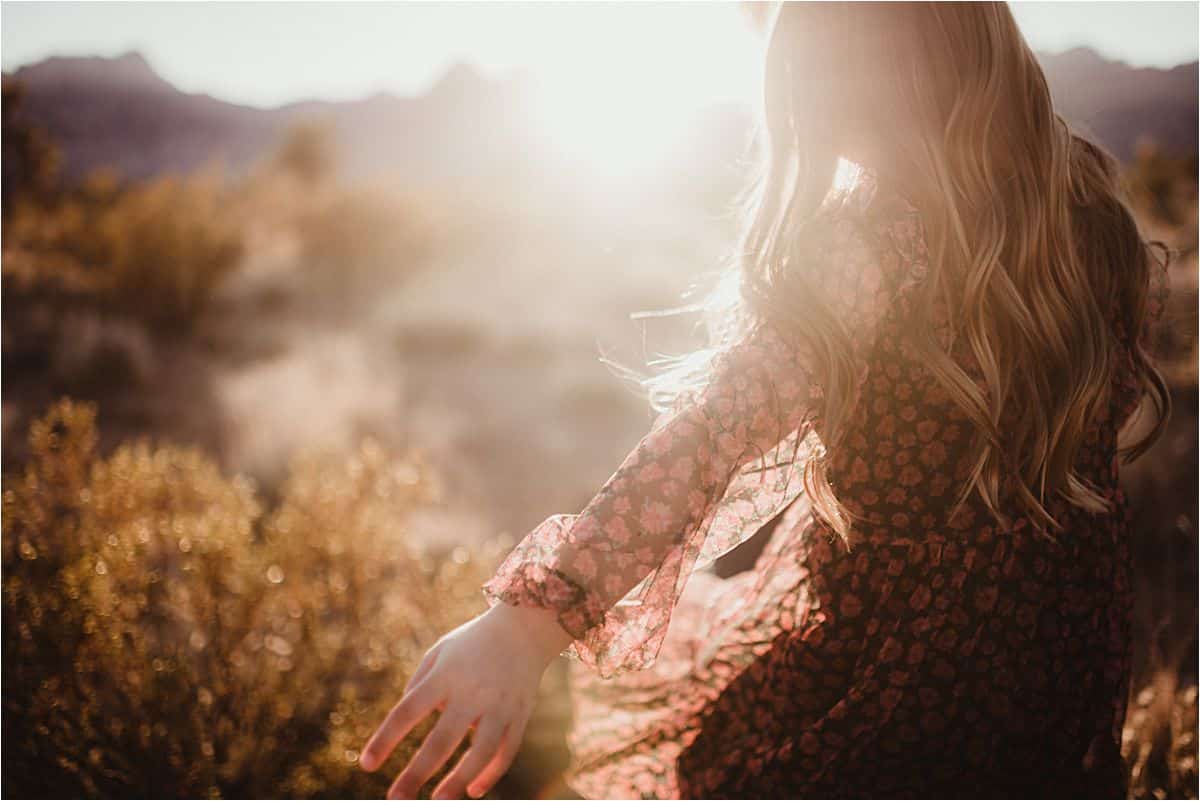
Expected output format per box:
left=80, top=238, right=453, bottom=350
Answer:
left=359, top=602, right=572, bottom=800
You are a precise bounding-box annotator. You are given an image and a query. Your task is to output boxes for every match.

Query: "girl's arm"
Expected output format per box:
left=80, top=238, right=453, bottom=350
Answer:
left=360, top=322, right=818, bottom=801
left=481, top=320, right=820, bottom=675
left=480, top=196, right=928, bottom=680
left=359, top=191, right=927, bottom=799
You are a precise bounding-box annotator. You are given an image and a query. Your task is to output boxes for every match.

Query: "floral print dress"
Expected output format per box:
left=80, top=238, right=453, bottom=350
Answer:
left=482, top=165, right=1168, bottom=799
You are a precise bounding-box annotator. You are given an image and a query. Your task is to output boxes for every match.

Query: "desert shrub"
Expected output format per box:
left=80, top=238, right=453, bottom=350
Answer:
left=267, top=117, right=339, bottom=188
left=0, top=165, right=246, bottom=470
left=1127, top=141, right=1200, bottom=232
left=1118, top=151, right=1199, bottom=801
left=247, top=123, right=435, bottom=321
left=219, top=118, right=435, bottom=326
left=296, top=185, right=431, bottom=278
left=2, top=399, right=507, bottom=798
left=272, top=183, right=432, bottom=324
left=1125, top=671, right=1199, bottom=799
left=3, top=166, right=245, bottom=334
left=1, top=76, right=62, bottom=219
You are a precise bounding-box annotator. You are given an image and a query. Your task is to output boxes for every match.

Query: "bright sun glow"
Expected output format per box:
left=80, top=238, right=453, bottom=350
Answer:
left=518, top=4, right=765, bottom=174
left=833, top=158, right=863, bottom=193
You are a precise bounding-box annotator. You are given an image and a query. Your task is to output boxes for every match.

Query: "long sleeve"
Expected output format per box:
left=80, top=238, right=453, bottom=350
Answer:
left=482, top=171, right=928, bottom=678
left=483, top=321, right=822, bottom=677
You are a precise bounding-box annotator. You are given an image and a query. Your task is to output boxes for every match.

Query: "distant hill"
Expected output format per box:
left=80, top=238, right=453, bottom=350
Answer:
left=3, top=47, right=1196, bottom=187
left=4, top=52, right=281, bottom=182
left=1039, top=47, right=1198, bottom=161
left=2, top=52, right=542, bottom=187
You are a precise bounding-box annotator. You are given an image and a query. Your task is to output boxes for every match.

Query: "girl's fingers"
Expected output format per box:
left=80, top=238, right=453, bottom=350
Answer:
left=465, top=718, right=525, bottom=799
left=430, top=717, right=506, bottom=800
left=387, top=708, right=474, bottom=800
left=360, top=678, right=442, bottom=773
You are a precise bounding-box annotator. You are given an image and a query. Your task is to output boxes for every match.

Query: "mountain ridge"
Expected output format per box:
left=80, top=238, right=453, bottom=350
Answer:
left=4, top=47, right=1196, bottom=185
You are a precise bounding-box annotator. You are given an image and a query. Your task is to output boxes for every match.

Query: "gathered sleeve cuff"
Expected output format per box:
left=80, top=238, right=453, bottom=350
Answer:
left=480, top=515, right=610, bottom=643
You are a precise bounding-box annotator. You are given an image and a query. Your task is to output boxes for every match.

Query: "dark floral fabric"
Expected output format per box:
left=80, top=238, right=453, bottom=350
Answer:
left=481, top=165, right=1169, bottom=798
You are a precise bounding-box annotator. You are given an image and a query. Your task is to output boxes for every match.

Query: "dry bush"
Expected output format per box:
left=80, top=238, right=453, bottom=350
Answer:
left=268, top=118, right=339, bottom=189
left=2, top=399, right=508, bottom=798
left=286, top=184, right=434, bottom=322
left=3, top=167, right=245, bottom=334
left=1, top=117, right=435, bottom=479
left=1127, top=142, right=1200, bottom=232
left=1126, top=672, right=1199, bottom=799
left=0, top=165, right=247, bottom=473
left=1, top=77, right=61, bottom=218
left=232, top=120, right=436, bottom=323
left=1120, top=152, right=1199, bottom=801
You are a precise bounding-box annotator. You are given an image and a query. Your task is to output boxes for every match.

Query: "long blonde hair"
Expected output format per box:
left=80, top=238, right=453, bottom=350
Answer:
left=651, top=2, right=1171, bottom=540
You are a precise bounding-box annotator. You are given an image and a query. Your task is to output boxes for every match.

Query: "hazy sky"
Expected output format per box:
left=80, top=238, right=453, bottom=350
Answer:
left=2, top=1, right=1197, bottom=110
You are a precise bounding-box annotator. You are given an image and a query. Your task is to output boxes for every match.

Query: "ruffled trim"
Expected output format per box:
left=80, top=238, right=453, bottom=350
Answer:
left=481, top=515, right=610, bottom=650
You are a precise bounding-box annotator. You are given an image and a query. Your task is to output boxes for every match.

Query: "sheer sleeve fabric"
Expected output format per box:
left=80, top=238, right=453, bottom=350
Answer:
left=482, top=177, right=928, bottom=678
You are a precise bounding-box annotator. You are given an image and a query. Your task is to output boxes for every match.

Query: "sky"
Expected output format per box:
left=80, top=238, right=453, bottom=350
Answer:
left=1, top=1, right=1197, bottom=112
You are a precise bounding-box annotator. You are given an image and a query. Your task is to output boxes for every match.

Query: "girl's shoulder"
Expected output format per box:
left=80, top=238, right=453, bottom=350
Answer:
left=809, top=166, right=932, bottom=298
left=818, top=163, right=919, bottom=222
left=856, top=168, right=929, bottom=266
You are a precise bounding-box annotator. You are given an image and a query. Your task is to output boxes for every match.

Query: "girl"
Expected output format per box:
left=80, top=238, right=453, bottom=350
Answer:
left=360, top=2, right=1171, bottom=798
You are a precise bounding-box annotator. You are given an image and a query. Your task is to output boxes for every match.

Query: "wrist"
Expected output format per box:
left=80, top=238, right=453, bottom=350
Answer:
left=484, top=601, right=574, bottom=666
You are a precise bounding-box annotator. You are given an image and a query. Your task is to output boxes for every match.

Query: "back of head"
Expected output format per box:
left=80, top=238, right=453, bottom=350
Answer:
left=734, top=1, right=1171, bottom=535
